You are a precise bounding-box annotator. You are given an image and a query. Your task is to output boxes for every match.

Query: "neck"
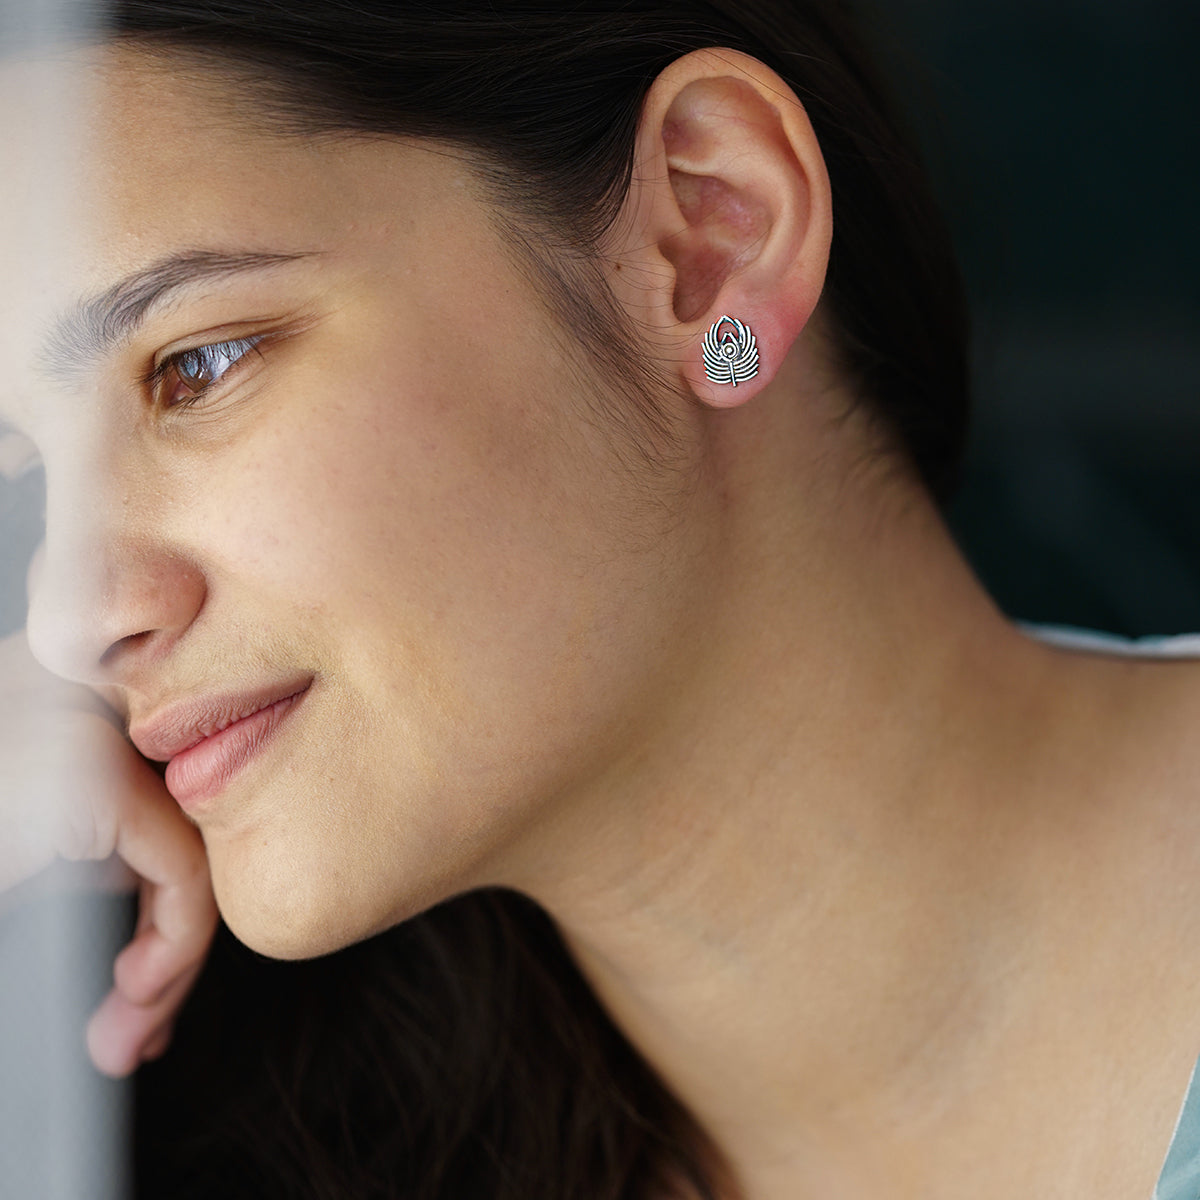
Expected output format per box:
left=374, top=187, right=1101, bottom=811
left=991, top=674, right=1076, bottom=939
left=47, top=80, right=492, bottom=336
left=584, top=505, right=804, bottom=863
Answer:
left=492, top=398, right=1189, bottom=1197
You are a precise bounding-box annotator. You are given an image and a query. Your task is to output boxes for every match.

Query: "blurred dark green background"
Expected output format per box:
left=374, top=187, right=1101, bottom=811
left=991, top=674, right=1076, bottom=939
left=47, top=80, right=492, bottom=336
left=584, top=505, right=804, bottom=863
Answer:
left=860, top=0, right=1199, bottom=635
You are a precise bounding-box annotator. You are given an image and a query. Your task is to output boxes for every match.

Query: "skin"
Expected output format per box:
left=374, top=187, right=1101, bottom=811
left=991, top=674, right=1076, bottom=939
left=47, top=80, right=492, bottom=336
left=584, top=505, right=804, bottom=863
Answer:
left=4, top=40, right=1200, bottom=1200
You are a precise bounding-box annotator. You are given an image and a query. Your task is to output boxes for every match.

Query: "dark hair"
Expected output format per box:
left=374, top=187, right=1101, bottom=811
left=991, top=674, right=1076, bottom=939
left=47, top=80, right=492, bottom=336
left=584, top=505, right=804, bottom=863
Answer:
left=97, top=2, right=972, bottom=1196
left=136, top=890, right=728, bottom=1200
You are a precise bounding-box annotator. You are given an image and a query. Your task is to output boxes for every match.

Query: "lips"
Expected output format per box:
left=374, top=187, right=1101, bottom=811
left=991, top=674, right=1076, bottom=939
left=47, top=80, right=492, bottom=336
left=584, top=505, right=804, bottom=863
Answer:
left=130, top=677, right=312, bottom=809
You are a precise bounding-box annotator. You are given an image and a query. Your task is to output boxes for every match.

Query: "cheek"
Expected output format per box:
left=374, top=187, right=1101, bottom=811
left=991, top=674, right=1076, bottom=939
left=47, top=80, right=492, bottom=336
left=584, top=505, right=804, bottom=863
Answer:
left=187, top=375, right=637, bottom=957
left=171, top=268, right=694, bottom=951
left=215, top=292, right=620, bottom=652
left=202, top=370, right=557, bottom=624
left=191, top=342, right=610, bottom=715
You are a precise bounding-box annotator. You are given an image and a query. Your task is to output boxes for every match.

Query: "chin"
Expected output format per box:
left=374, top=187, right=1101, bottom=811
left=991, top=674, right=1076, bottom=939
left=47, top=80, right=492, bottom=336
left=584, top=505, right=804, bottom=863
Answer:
left=216, top=888, right=351, bottom=962
left=206, top=834, right=464, bottom=962
left=208, top=852, right=376, bottom=961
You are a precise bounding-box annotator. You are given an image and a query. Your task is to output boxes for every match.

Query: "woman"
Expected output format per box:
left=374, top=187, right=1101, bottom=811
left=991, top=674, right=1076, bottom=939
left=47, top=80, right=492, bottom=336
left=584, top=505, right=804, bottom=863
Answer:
left=1, top=2, right=1198, bottom=1197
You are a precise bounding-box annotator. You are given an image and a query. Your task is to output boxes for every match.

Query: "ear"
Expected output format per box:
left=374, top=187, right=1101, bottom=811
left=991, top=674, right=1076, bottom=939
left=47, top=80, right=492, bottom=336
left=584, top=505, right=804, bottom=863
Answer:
left=608, top=49, right=833, bottom=409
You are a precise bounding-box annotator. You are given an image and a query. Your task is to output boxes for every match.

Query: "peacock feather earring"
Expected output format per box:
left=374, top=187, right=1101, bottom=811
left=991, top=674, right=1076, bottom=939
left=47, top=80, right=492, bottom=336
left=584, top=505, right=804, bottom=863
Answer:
left=702, top=315, right=759, bottom=387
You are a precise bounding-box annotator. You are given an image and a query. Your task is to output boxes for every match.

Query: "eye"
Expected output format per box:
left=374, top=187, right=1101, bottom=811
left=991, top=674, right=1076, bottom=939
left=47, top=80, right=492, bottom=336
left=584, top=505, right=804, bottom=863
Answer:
left=147, top=336, right=263, bottom=410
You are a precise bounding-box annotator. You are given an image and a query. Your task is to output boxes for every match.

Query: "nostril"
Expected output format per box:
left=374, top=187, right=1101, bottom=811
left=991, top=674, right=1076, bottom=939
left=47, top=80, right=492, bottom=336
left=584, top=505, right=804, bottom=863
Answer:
left=99, top=629, right=155, bottom=669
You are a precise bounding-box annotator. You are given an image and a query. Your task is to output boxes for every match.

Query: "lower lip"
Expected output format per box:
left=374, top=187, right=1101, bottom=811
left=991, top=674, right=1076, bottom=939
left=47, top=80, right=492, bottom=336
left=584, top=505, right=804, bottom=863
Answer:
left=164, top=688, right=309, bottom=811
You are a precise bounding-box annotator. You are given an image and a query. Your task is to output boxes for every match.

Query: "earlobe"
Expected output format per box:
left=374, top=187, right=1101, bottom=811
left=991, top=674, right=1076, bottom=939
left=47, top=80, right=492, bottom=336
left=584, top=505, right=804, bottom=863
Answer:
left=611, top=49, right=833, bottom=409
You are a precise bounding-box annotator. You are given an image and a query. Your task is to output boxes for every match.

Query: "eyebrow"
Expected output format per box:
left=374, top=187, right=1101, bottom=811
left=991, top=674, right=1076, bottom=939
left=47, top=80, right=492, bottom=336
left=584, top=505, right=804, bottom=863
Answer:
left=37, top=248, right=318, bottom=386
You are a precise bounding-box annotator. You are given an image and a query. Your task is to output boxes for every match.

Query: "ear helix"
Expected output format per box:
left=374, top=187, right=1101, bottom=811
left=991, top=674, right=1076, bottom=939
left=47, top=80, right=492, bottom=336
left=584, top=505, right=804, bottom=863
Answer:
left=702, top=315, right=759, bottom=388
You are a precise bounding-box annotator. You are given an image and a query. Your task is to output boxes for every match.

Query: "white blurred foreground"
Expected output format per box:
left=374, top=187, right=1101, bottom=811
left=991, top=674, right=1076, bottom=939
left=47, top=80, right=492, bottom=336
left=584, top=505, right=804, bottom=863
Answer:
left=1, top=0, right=132, bottom=1195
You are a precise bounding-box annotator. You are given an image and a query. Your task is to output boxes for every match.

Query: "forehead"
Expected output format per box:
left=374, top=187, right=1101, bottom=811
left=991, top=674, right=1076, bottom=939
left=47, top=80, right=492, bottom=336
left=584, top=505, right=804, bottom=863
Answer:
left=0, top=43, right=466, bottom=427
left=2, top=44, right=346, bottom=263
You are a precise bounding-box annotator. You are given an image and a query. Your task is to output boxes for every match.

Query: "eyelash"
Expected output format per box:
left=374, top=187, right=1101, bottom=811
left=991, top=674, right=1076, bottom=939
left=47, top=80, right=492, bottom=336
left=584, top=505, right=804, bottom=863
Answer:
left=143, top=336, right=264, bottom=411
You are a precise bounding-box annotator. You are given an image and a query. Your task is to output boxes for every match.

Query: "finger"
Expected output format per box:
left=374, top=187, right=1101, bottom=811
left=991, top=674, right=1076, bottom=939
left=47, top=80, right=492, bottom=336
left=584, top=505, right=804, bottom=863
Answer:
left=112, top=903, right=216, bottom=1007
left=0, top=632, right=129, bottom=893
left=89, top=853, right=141, bottom=895
left=86, top=745, right=219, bottom=1000
left=86, top=960, right=203, bottom=1078
left=75, top=746, right=218, bottom=1063
left=139, top=1023, right=174, bottom=1063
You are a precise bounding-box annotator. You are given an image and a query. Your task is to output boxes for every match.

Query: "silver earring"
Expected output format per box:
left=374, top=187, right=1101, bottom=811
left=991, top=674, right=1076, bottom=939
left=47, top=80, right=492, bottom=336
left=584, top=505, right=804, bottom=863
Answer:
left=702, top=315, right=759, bottom=387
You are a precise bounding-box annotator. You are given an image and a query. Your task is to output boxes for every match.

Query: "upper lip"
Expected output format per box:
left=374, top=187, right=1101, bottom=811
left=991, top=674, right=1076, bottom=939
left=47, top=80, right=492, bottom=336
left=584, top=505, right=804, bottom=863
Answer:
left=129, top=676, right=313, bottom=762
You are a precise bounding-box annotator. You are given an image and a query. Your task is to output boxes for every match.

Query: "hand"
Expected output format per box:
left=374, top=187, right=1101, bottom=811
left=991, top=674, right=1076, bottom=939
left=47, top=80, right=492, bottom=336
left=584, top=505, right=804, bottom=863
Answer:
left=0, top=630, right=218, bottom=1076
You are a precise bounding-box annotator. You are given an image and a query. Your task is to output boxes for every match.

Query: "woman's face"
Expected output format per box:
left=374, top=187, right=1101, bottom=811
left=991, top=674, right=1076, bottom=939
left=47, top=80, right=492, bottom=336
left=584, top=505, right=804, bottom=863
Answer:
left=0, top=47, right=704, bottom=956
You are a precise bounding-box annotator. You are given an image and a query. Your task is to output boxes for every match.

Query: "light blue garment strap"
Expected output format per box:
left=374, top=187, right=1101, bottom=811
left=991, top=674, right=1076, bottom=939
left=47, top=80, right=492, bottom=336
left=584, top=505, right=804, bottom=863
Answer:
left=1021, top=622, right=1200, bottom=1197
left=1156, top=1056, right=1200, bottom=1200
left=1018, top=621, right=1200, bottom=659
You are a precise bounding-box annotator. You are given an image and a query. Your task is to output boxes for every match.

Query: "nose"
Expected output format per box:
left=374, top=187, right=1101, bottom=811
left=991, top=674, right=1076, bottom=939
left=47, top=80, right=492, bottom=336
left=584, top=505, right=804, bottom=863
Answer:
left=24, top=474, right=206, bottom=689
